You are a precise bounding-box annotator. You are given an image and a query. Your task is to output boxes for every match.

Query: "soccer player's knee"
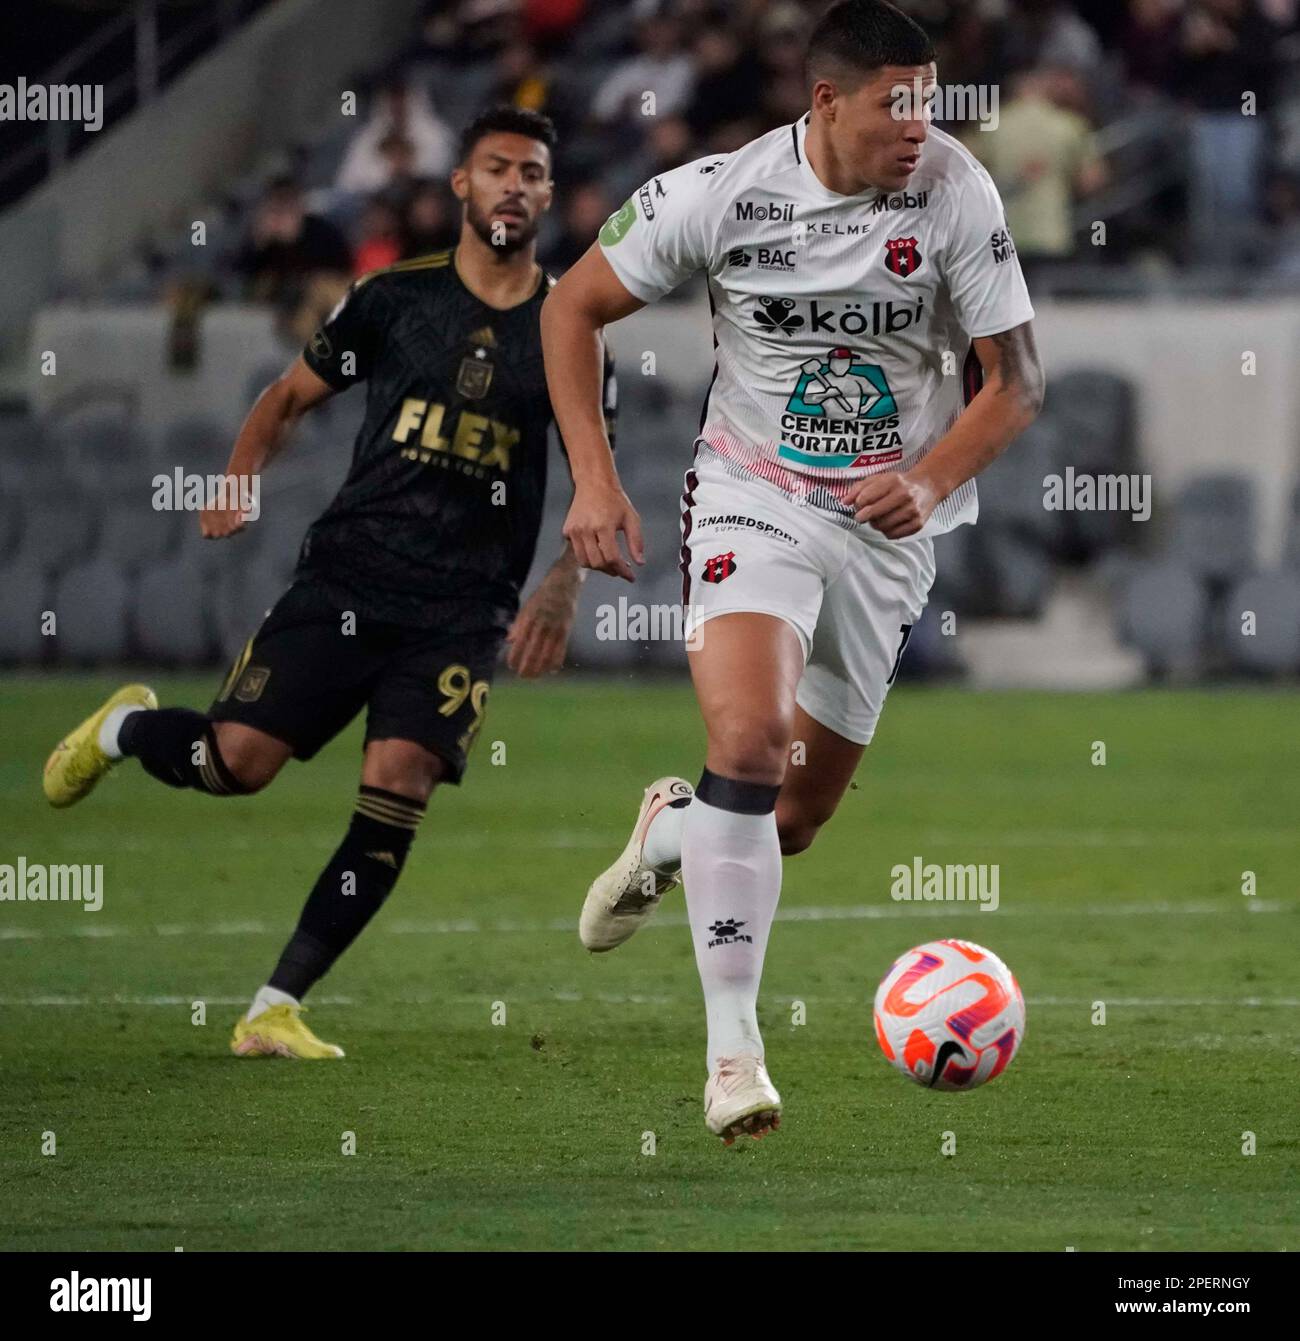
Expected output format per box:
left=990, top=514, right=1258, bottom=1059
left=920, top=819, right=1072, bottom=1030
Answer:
left=777, top=818, right=819, bottom=856
left=210, top=727, right=281, bottom=793
left=776, top=796, right=835, bottom=855
left=363, top=744, right=443, bottom=805
left=708, top=717, right=789, bottom=784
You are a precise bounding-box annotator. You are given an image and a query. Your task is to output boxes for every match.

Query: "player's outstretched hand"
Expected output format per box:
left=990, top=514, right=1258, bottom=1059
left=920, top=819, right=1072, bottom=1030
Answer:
left=562, top=481, right=644, bottom=582
left=506, top=563, right=580, bottom=678
left=847, top=469, right=938, bottom=539
left=199, top=505, right=246, bottom=539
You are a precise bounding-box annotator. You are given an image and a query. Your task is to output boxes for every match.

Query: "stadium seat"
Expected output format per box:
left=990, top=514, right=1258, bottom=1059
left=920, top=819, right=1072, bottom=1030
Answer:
left=0, top=563, right=52, bottom=663
left=1220, top=571, right=1300, bottom=674
left=1282, top=481, right=1300, bottom=572
left=0, top=414, right=64, bottom=493
left=1169, top=472, right=1257, bottom=585
left=134, top=558, right=217, bottom=664
left=976, top=415, right=1067, bottom=551
left=1116, top=559, right=1210, bottom=675
left=0, top=489, right=24, bottom=560
left=972, top=527, right=1056, bottom=619
left=1046, top=370, right=1141, bottom=558
left=17, top=486, right=102, bottom=573
left=49, top=408, right=150, bottom=487
left=212, top=563, right=292, bottom=660
left=50, top=558, right=132, bottom=663
left=96, top=492, right=183, bottom=571
left=162, top=415, right=231, bottom=475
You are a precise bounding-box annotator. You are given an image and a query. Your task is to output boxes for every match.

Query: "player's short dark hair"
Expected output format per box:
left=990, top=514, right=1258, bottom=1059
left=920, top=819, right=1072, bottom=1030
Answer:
left=805, top=0, right=935, bottom=88
left=458, top=105, right=557, bottom=166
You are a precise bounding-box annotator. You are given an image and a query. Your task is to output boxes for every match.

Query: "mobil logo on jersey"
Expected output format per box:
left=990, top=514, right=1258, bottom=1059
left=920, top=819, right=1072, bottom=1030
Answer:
left=777, top=347, right=904, bottom=471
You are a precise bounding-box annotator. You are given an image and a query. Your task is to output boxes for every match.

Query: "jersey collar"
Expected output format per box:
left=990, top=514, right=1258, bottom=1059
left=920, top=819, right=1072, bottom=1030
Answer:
left=792, top=112, right=884, bottom=206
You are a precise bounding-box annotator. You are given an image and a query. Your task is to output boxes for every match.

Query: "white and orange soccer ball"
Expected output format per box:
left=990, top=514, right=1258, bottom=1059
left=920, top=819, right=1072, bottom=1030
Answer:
left=872, top=939, right=1025, bottom=1091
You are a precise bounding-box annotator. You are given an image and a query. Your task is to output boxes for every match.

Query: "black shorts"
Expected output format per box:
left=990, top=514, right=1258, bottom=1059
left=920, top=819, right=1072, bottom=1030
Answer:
left=209, top=580, right=501, bottom=783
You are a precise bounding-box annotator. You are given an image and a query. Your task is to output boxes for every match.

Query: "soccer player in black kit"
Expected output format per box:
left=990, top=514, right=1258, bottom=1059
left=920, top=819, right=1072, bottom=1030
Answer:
left=42, top=107, right=616, bottom=1059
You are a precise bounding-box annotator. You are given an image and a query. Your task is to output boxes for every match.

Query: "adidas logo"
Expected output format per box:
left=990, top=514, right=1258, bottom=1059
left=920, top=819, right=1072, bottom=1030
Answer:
left=706, top=918, right=752, bottom=949
left=365, top=850, right=398, bottom=868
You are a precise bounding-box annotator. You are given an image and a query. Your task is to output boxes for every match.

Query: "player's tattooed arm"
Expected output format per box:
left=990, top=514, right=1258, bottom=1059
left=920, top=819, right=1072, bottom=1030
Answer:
left=506, top=541, right=584, bottom=678
left=974, top=320, right=1046, bottom=427
left=849, top=320, right=1044, bottom=538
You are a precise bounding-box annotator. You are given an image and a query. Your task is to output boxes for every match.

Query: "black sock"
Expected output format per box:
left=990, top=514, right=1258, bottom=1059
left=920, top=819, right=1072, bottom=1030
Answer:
left=696, top=767, right=781, bottom=815
left=268, top=785, right=426, bottom=999
left=119, top=708, right=251, bottom=795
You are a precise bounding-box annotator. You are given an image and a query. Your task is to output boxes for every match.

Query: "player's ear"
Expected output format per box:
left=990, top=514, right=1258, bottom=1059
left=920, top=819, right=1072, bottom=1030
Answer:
left=449, top=165, right=469, bottom=202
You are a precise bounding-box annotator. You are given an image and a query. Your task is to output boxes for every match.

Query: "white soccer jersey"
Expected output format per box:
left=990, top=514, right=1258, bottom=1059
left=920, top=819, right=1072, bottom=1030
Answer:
left=598, top=115, right=1034, bottom=534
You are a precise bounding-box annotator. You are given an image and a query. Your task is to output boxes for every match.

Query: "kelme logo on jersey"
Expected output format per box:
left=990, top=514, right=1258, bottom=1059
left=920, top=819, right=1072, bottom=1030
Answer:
left=778, top=348, right=903, bottom=469
left=599, top=199, right=637, bottom=246
left=884, top=236, right=923, bottom=276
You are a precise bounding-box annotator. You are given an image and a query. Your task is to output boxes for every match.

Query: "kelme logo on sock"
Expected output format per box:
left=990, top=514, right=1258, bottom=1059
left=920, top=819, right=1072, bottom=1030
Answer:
left=706, top=918, right=752, bottom=949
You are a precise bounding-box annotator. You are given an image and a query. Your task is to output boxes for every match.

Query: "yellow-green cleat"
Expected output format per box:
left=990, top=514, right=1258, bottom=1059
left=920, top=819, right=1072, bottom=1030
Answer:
left=230, top=1004, right=345, bottom=1060
left=42, top=683, right=157, bottom=808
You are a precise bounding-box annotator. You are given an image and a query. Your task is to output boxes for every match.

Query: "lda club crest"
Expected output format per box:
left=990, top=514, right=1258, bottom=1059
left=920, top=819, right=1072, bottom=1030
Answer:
left=884, top=236, right=923, bottom=277
left=457, top=325, right=496, bottom=399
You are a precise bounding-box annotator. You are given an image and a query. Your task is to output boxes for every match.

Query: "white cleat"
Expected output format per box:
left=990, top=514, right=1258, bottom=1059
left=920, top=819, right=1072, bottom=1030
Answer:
left=579, top=776, right=693, bottom=952
left=704, top=1054, right=782, bottom=1144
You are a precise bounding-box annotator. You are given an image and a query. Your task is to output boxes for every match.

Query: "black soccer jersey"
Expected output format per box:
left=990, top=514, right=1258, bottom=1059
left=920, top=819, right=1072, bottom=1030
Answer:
left=298, top=250, right=617, bottom=631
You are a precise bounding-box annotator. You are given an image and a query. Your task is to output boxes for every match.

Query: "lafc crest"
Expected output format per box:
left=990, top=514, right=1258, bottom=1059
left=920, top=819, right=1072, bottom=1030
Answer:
left=457, top=326, right=497, bottom=399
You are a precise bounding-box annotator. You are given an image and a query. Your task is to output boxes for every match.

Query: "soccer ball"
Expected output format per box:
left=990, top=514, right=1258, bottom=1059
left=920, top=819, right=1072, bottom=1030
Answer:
left=872, top=939, right=1025, bottom=1091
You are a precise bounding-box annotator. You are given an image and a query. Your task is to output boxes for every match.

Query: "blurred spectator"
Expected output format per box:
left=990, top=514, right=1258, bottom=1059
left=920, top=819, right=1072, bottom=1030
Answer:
left=336, top=76, right=455, bottom=195
left=756, top=3, right=811, bottom=127
left=234, top=176, right=352, bottom=304
left=523, top=0, right=589, bottom=46
left=591, top=11, right=695, bottom=127
left=605, top=113, right=697, bottom=203
left=1261, top=171, right=1300, bottom=281
left=375, top=132, right=421, bottom=203
left=490, top=38, right=574, bottom=134
left=416, top=0, right=521, bottom=63
left=1174, top=0, right=1285, bottom=262
left=1120, top=0, right=1184, bottom=94
left=541, top=179, right=614, bottom=271
left=1003, top=0, right=1104, bottom=79
left=973, top=68, right=1107, bottom=267
left=354, top=197, right=406, bottom=276
left=684, top=24, right=766, bottom=149
left=402, top=180, right=459, bottom=257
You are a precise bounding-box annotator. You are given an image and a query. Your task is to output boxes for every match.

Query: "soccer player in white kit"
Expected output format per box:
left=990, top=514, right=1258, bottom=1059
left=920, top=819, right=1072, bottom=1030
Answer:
left=541, top=0, right=1044, bottom=1143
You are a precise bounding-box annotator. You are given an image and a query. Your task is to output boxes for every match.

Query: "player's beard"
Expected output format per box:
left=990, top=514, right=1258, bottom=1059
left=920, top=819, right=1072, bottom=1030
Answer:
left=464, top=198, right=538, bottom=256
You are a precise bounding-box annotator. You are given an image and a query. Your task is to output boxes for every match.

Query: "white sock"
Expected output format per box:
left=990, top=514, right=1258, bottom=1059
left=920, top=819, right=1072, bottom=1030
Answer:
left=98, top=706, right=140, bottom=761
left=643, top=798, right=688, bottom=871
left=246, top=985, right=299, bottom=1021
left=680, top=792, right=782, bottom=1073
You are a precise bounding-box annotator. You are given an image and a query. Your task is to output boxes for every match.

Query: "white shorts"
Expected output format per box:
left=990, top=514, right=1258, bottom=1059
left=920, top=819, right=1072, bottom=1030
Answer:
left=679, top=458, right=936, bottom=745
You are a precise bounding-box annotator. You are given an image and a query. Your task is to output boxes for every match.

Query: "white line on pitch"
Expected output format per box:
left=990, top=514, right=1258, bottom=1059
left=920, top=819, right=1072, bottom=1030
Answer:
left=0, top=993, right=1295, bottom=1009
left=0, top=898, right=1286, bottom=943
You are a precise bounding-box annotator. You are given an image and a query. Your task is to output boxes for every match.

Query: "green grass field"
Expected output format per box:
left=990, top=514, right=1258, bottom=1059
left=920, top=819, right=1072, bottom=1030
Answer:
left=1, top=675, right=1296, bottom=1251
